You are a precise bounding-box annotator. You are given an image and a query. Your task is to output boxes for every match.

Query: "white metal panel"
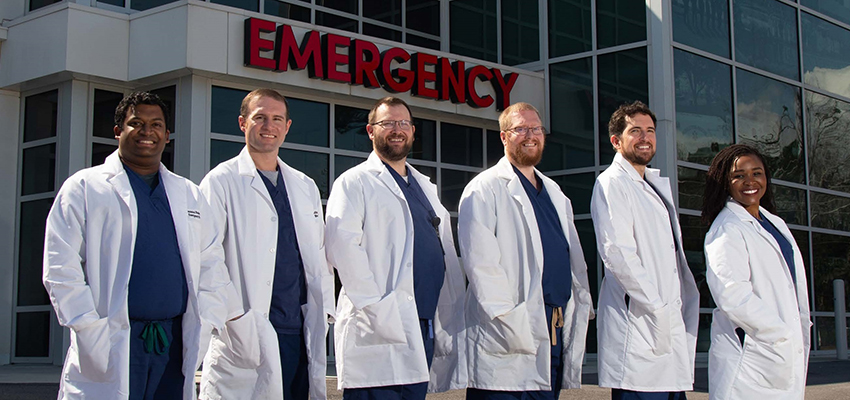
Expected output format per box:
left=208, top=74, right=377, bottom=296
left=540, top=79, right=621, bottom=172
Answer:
left=0, top=8, right=70, bottom=88
left=66, top=9, right=128, bottom=82
left=186, top=4, right=228, bottom=75
left=128, top=5, right=188, bottom=80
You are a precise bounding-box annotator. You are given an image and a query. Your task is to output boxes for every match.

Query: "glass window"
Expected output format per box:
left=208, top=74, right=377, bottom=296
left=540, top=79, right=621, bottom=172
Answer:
left=335, top=155, right=366, bottom=179
left=411, top=118, right=437, bottom=161
left=320, top=0, right=358, bottom=14
left=364, top=0, right=401, bottom=25
left=99, top=0, right=124, bottom=8
left=210, top=140, right=243, bottom=170
left=733, top=0, right=799, bottom=80
left=575, top=219, right=598, bottom=301
left=550, top=173, right=595, bottom=215
left=407, top=34, right=441, bottom=51
left=545, top=57, right=594, bottom=171
left=677, top=166, right=706, bottom=211
left=17, top=198, right=53, bottom=307
left=801, top=0, right=850, bottom=27
left=774, top=184, right=807, bottom=226
left=811, top=191, right=850, bottom=232
left=802, top=14, right=850, bottom=100
left=815, top=316, right=836, bottom=350
left=334, top=105, right=371, bottom=153
left=317, top=11, right=358, bottom=33
left=22, top=144, right=56, bottom=196
left=440, top=123, right=483, bottom=167
left=441, top=169, right=476, bottom=212
left=598, top=47, right=649, bottom=165
left=548, top=0, right=592, bottom=58
left=674, top=49, right=733, bottom=165
left=92, top=144, right=118, bottom=167
left=812, top=232, right=850, bottom=312
left=680, top=214, right=715, bottom=309
left=29, top=0, right=62, bottom=12
left=486, top=129, right=503, bottom=168
left=14, top=312, right=50, bottom=357
left=93, top=90, right=123, bottom=139
left=264, top=0, right=312, bottom=22
left=672, top=0, right=730, bottom=58
left=501, top=0, right=539, bottom=66
left=363, top=24, right=402, bottom=42
left=450, top=0, right=498, bottom=63
left=735, top=69, right=804, bottom=183
left=806, top=91, right=850, bottom=194
left=161, top=141, right=175, bottom=172
left=150, top=86, right=176, bottom=133
left=696, top=313, right=713, bottom=352
left=791, top=229, right=811, bottom=291
left=211, top=86, right=248, bottom=137
left=288, top=98, right=330, bottom=147
left=131, top=0, right=177, bottom=11
left=596, top=0, right=647, bottom=49
left=413, top=164, right=437, bottom=183
left=211, top=0, right=259, bottom=12
left=24, top=90, right=58, bottom=143
left=279, top=149, right=330, bottom=198
left=407, top=0, right=440, bottom=36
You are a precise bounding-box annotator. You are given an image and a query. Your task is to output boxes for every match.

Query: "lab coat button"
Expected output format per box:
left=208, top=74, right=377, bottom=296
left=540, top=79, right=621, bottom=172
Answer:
left=122, top=324, right=129, bottom=329
left=673, top=268, right=677, bottom=273
left=798, top=349, right=803, bottom=354
left=407, top=295, right=414, bottom=301
left=270, top=248, right=275, bottom=253
left=671, top=244, right=675, bottom=249
left=266, top=281, right=271, bottom=286
left=271, top=216, right=277, bottom=222
left=263, top=313, right=269, bottom=319
left=676, top=299, right=682, bottom=305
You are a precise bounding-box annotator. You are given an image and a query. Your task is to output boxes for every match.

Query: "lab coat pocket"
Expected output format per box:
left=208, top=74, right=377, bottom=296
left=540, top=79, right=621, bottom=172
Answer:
left=739, top=337, right=794, bottom=390
left=632, top=303, right=672, bottom=356
left=75, top=318, right=111, bottom=382
left=221, top=309, right=262, bottom=369
left=481, top=302, right=537, bottom=355
left=354, top=293, right=407, bottom=347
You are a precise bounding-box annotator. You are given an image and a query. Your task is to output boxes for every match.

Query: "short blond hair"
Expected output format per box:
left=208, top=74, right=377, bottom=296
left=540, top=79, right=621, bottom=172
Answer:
left=498, top=102, right=541, bottom=131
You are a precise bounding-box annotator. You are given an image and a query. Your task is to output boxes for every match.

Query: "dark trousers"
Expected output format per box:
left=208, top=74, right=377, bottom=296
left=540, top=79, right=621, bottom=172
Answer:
left=611, top=389, right=688, bottom=400
left=277, top=331, right=310, bottom=400
left=342, top=319, right=435, bottom=400
left=128, top=317, right=184, bottom=400
left=467, top=305, right=565, bottom=400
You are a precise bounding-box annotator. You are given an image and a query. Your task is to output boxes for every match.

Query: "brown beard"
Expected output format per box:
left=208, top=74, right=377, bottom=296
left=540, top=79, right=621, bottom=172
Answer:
left=508, top=138, right=544, bottom=167
left=621, top=143, right=655, bottom=166
left=374, top=133, right=413, bottom=162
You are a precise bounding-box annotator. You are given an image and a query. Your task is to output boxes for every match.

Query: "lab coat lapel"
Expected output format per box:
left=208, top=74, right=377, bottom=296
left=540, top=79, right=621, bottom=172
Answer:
left=497, top=158, right=543, bottom=282
left=160, top=166, right=199, bottom=293
left=613, top=154, right=670, bottom=218
left=727, top=200, right=795, bottom=285
left=279, top=160, right=320, bottom=281
left=367, top=152, right=407, bottom=202
left=540, top=175, right=575, bottom=249
left=236, top=147, right=276, bottom=213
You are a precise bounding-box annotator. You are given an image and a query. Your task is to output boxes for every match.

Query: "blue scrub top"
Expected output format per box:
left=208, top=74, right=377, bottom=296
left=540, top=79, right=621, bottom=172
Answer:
left=260, top=170, right=308, bottom=334
left=124, top=164, right=188, bottom=321
left=385, top=163, right=445, bottom=320
left=513, top=166, right=572, bottom=309
left=758, top=212, right=797, bottom=286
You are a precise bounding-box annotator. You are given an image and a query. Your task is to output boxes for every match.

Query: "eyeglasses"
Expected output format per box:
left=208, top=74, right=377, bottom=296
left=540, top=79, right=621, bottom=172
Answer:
left=371, top=120, right=413, bottom=130
left=506, top=126, right=548, bottom=136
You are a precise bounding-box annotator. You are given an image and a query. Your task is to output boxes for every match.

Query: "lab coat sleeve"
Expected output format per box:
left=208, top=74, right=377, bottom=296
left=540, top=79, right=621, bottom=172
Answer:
left=590, top=178, right=665, bottom=315
left=42, top=179, right=102, bottom=331
left=705, top=222, right=790, bottom=345
left=325, top=175, right=382, bottom=310
left=457, top=180, right=515, bottom=320
left=196, top=184, right=243, bottom=330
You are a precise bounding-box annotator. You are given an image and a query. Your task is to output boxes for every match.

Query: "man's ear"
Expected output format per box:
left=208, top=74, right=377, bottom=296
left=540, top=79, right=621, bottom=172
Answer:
left=113, top=125, right=121, bottom=140
left=366, top=123, right=375, bottom=140
left=500, top=130, right=508, bottom=146
left=610, top=134, right=620, bottom=149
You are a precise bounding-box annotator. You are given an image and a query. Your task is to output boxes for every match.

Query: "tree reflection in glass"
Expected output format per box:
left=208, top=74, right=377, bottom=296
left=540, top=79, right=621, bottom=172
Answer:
left=735, top=69, right=804, bottom=183
left=806, top=91, right=850, bottom=194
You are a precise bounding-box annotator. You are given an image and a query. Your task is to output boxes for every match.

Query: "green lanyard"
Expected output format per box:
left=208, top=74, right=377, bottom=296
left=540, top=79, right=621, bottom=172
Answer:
left=140, top=321, right=170, bottom=355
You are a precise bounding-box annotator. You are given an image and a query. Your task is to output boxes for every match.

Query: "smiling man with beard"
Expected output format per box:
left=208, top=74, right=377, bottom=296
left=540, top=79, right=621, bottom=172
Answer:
left=325, top=97, right=467, bottom=400
left=458, top=102, right=595, bottom=400
left=590, top=101, right=700, bottom=400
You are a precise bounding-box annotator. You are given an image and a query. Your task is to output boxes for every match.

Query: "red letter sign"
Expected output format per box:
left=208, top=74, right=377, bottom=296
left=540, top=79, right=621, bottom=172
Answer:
left=244, top=18, right=276, bottom=70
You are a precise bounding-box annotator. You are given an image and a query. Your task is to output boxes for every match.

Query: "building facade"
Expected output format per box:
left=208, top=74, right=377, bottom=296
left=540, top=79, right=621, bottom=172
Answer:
left=1, top=0, right=848, bottom=367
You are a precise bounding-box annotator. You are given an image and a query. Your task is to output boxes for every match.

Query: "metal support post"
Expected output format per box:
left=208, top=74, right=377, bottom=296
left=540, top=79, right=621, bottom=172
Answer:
left=835, top=279, right=847, bottom=360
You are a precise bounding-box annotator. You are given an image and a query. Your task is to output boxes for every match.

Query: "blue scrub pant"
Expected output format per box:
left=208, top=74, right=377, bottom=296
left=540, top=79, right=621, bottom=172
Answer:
left=466, top=305, right=564, bottom=400
left=611, top=389, right=687, bottom=400
left=277, top=331, right=310, bottom=400
left=342, top=319, right=435, bottom=400
left=129, top=317, right=184, bottom=400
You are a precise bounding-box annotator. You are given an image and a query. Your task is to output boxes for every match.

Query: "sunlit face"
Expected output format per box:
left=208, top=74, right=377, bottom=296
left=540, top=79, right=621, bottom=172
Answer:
left=728, top=154, right=767, bottom=216
left=611, top=113, right=656, bottom=167
left=240, top=96, right=291, bottom=156
left=367, top=104, right=415, bottom=162
left=502, top=110, right=545, bottom=167
left=114, top=104, right=170, bottom=170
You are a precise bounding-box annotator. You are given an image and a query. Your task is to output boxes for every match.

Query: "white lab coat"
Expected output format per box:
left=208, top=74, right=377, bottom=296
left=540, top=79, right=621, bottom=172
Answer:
left=590, top=153, right=700, bottom=391
left=325, top=152, right=467, bottom=392
left=704, top=199, right=811, bottom=400
left=43, top=151, right=241, bottom=400
left=199, top=147, right=335, bottom=400
left=457, top=157, right=595, bottom=391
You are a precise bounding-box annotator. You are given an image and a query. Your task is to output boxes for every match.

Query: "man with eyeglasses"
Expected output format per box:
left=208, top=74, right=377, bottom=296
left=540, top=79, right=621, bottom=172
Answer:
left=325, top=96, right=467, bottom=400
left=457, top=102, right=594, bottom=399
left=591, top=101, right=699, bottom=400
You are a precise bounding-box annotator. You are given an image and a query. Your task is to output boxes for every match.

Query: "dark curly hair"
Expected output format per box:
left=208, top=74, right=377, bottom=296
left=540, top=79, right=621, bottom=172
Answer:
left=608, top=100, right=657, bottom=139
left=114, top=91, right=170, bottom=128
left=701, top=144, right=776, bottom=225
